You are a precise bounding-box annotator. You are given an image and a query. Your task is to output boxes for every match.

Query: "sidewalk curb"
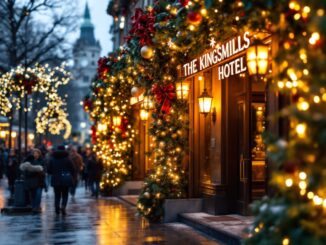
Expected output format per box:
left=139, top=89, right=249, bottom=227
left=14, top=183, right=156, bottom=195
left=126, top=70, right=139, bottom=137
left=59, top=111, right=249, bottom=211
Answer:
left=178, top=213, right=242, bottom=245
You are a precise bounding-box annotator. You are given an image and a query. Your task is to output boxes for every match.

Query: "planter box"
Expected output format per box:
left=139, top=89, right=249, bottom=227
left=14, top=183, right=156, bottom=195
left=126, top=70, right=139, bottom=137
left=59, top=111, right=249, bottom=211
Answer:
left=112, top=181, right=144, bottom=196
left=163, top=198, right=203, bottom=223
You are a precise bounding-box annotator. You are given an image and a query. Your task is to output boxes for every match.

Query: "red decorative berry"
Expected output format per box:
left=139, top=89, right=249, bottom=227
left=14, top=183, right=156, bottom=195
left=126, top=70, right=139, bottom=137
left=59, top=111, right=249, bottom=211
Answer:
left=179, top=0, right=189, bottom=7
left=187, top=11, right=202, bottom=25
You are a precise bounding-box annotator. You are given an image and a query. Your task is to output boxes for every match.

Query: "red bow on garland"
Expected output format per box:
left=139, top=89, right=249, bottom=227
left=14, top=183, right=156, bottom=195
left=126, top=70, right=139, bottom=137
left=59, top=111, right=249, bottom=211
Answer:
left=151, top=83, right=176, bottom=114
left=83, top=98, right=93, bottom=112
left=14, top=74, right=38, bottom=94
left=126, top=8, right=155, bottom=46
left=91, top=125, right=97, bottom=145
left=97, top=57, right=110, bottom=79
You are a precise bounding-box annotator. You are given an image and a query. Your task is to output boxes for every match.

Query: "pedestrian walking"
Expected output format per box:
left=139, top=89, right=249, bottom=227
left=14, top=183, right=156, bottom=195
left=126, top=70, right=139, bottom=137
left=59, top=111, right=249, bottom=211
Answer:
left=47, top=145, right=75, bottom=215
left=0, top=147, right=5, bottom=179
left=79, top=146, right=89, bottom=191
left=6, top=149, right=19, bottom=198
left=69, top=147, right=83, bottom=197
left=86, top=148, right=103, bottom=198
left=20, top=149, right=45, bottom=213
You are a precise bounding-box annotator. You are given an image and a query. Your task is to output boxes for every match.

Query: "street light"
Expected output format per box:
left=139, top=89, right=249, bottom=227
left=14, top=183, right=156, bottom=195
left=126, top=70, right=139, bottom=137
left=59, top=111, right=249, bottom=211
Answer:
left=80, top=122, right=87, bottom=129
left=246, top=39, right=269, bottom=76
left=28, top=133, right=34, bottom=140
left=0, top=131, right=6, bottom=138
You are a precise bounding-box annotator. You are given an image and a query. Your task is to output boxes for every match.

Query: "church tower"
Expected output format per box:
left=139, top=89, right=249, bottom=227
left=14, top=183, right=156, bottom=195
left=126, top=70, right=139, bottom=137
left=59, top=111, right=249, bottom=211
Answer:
left=70, top=2, right=101, bottom=143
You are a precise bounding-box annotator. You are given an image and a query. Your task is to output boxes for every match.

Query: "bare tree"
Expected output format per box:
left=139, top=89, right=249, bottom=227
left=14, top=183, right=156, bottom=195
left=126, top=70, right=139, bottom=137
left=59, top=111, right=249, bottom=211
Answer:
left=0, top=0, right=78, bottom=71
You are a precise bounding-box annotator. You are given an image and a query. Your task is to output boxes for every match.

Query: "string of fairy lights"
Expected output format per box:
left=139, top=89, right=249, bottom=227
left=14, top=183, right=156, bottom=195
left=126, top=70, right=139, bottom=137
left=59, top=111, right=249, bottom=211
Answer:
left=0, top=63, right=72, bottom=139
left=89, top=0, right=326, bottom=239
left=85, top=50, right=136, bottom=191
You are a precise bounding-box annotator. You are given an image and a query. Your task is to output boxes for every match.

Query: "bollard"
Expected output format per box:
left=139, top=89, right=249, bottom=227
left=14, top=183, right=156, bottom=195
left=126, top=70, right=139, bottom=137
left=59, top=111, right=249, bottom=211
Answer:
left=13, top=179, right=26, bottom=207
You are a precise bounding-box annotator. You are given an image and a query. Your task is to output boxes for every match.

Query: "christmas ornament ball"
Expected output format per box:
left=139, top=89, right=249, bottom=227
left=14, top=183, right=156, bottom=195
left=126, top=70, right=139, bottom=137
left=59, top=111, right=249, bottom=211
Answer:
left=159, top=141, right=166, bottom=148
left=143, top=192, right=150, bottom=198
left=131, top=86, right=142, bottom=97
left=140, top=45, right=154, bottom=59
left=187, top=11, right=202, bottom=26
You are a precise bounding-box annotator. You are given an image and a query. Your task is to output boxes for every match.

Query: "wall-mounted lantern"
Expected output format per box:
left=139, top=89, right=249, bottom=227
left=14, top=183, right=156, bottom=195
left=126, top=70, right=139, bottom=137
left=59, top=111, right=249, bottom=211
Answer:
left=198, top=88, right=213, bottom=116
left=112, top=116, right=122, bottom=127
left=140, top=109, right=149, bottom=121
left=246, top=39, right=269, bottom=76
left=198, top=75, right=213, bottom=117
left=176, top=80, right=190, bottom=100
left=142, top=96, right=154, bottom=110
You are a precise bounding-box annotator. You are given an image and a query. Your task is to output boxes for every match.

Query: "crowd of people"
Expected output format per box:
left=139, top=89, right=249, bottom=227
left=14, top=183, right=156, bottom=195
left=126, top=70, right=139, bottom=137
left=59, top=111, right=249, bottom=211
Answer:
left=0, top=144, right=103, bottom=215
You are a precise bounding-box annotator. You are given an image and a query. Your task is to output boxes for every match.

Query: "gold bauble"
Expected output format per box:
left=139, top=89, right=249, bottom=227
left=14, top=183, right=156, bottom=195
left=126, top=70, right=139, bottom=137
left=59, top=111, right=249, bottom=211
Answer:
left=143, top=192, right=150, bottom=198
left=140, top=45, right=154, bottom=59
left=159, top=141, right=166, bottom=148
left=131, top=86, right=144, bottom=97
left=115, top=127, right=122, bottom=133
left=172, top=133, right=177, bottom=139
left=160, top=131, right=167, bottom=137
left=131, top=86, right=139, bottom=96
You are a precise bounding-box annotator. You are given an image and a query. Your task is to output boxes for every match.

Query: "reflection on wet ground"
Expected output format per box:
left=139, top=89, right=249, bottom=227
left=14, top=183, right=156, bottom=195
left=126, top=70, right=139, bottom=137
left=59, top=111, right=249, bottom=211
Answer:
left=0, top=180, right=221, bottom=245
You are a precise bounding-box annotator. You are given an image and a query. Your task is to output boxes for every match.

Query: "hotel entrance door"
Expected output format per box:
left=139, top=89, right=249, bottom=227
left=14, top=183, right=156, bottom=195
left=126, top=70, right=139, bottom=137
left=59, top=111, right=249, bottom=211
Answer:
left=225, top=73, right=266, bottom=215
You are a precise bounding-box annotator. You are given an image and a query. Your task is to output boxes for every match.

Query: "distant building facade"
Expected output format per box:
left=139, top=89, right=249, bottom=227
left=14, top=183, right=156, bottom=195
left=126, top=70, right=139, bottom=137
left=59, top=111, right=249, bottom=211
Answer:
left=107, top=0, right=154, bottom=51
left=69, top=3, right=101, bottom=143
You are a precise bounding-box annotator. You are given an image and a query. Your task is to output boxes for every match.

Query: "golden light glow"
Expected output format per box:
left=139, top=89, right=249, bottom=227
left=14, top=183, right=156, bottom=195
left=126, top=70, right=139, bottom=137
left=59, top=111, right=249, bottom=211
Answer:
left=142, top=96, right=154, bottom=110
left=176, top=81, right=190, bottom=100
left=285, top=178, right=293, bottom=187
left=140, top=109, right=149, bottom=121
left=0, top=131, right=6, bottom=138
left=295, top=123, right=306, bottom=138
left=112, top=116, right=122, bottom=127
left=282, top=237, right=290, bottom=245
left=198, top=89, right=213, bottom=115
left=28, top=133, right=35, bottom=140
left=246, top=39, right=269, bottom=76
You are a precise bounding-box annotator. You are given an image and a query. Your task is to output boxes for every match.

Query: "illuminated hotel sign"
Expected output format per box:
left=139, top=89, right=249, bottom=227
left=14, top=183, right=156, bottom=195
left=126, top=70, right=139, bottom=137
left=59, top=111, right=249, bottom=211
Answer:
left=181, top=32, right=251, bottom=79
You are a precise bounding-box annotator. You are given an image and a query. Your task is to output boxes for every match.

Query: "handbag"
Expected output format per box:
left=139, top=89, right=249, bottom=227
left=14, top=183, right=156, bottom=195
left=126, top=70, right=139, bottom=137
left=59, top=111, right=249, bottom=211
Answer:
left=59, top=171, right=73, bottom=187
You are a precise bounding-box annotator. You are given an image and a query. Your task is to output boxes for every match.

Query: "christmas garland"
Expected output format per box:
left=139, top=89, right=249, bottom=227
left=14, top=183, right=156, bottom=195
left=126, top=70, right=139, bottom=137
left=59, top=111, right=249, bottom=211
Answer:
left=89, top=1, right=326, bottom=238
left=87, top=49, right=136, bottom=193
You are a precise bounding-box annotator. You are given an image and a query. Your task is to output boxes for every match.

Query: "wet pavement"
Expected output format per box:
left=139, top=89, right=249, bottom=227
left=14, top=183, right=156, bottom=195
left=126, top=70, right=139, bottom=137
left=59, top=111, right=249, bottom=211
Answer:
left=0, top=180, right=222, bottom=245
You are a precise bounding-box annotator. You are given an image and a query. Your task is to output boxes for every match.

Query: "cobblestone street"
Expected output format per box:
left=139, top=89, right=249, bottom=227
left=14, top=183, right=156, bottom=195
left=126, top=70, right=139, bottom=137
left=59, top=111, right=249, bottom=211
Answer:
left=0, top=181, right=221, bottom=245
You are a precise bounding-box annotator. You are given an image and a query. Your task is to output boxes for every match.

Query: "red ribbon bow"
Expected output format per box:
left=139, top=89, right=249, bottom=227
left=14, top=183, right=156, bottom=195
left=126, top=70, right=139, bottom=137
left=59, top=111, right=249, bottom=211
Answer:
left=151, top=83, right=176, bottom=114
left=126, top=8, right=155, bottom=46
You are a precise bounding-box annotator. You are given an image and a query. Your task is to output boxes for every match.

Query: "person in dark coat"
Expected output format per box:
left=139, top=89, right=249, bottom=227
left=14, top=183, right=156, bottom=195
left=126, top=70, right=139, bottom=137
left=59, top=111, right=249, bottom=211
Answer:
left=69, top=147, right=83, bottom=197
left=86, top=148, right=103, bottom=198
left=6, top=149, right=19, bottom=198
left=48, top=145, right=75, bottom=215
left=20, top=149, right=45, bottom=213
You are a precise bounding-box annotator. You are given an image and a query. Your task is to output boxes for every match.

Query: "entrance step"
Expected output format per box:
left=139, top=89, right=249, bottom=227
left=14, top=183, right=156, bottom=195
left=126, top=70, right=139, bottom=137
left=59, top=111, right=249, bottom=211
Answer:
left=178, top=213, right=252, bottom=245
left=119, top=195, right=138, bottom=206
